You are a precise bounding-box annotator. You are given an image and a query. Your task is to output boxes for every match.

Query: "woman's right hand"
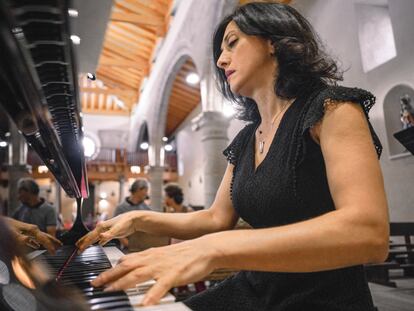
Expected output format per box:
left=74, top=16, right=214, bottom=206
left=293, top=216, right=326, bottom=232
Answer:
left=76, top=211, right=139, bottom=252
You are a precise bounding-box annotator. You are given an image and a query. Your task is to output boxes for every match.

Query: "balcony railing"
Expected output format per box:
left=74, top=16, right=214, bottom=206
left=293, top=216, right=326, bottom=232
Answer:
left=27, top=148, right=177, bottom=171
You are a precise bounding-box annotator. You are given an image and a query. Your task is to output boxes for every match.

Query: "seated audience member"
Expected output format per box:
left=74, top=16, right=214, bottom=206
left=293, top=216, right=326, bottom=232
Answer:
left=164, top=184, right=206, bottom=295
left=114, top=179, right=151, bottom=216
left=13, top=178, right=57, bottom=237
left=113, top=179, right=151, bottom=248
left=164, top=183, right=193, bottom=214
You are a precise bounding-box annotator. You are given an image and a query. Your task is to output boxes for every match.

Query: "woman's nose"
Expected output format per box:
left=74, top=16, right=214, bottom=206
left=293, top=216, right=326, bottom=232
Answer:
left=217, top=53, right=229, bottom=69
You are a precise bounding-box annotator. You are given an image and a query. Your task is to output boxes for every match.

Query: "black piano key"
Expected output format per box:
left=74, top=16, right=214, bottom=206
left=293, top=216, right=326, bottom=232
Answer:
left=37, top=245, right=134, bottom=310
left=88, top=295, right=131, bottom=305
left=91, top=300, right=131, bottom=310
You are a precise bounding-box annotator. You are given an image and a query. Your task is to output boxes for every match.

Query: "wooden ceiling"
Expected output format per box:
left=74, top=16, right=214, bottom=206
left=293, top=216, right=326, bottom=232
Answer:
left=80, top=0, right=174, bottom=115
left=80, top=0, right=291, bottom=134
left=239, top=0, right=291, bottom=4
left=79, top=0, right=202, bottom=138
left=165, top=59, right=200, bottom=136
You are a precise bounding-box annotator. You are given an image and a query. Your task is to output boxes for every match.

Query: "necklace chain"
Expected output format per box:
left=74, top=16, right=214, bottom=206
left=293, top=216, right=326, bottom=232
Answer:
left=258, top=102, right=290, bottom=154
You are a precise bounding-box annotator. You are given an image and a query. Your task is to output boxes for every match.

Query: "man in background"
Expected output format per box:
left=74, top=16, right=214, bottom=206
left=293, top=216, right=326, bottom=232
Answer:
left=113, top=178, right=151, bottom=248
left=13, top=178, right=57, bottom=237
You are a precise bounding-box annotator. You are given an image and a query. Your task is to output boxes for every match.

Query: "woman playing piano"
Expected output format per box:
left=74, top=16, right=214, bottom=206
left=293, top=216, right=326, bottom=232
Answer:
left=77, top=2, right=389, bottom=310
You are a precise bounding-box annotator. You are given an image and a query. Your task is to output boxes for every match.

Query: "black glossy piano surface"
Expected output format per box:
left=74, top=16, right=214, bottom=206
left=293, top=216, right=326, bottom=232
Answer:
left=36, top=246, right=134, bottom=311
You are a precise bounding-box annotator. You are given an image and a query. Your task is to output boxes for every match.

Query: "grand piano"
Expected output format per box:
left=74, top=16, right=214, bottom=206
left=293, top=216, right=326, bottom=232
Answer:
left=0, top=0, right=189, bottom=309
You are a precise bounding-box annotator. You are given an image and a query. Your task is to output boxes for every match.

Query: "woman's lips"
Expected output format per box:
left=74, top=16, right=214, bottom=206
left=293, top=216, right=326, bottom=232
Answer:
left=226, top=70, right=235, bottom=80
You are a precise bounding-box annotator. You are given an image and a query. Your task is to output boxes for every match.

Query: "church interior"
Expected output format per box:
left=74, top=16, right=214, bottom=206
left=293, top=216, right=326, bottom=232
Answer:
left=0, top=0, right=413, bottom=310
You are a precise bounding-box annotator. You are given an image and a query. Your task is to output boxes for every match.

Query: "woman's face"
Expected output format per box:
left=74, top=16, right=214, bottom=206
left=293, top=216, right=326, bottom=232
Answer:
left=216, top=21, right=277, bottom=97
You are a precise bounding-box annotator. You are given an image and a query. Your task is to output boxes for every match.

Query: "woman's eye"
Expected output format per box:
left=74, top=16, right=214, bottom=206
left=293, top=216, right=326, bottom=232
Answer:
left=228, top=39, right=237, bottom=48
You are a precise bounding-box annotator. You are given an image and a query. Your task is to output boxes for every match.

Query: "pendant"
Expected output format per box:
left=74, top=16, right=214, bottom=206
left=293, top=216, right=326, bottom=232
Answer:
left=259, top=141, right=265, bottom=154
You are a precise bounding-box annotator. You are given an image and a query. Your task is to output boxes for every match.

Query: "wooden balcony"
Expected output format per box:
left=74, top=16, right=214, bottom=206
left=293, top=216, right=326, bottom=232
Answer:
left=28, top=148, right=178, bottom=182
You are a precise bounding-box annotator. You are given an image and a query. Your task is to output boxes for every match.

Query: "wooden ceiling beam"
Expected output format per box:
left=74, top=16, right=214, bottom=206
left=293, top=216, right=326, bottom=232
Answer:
left=97, top=70, right=139, bottom=90
left=80, top=87, right=136, bottom=98
left=120, top=0, right=164, bottom=19
left=116, top=1, right=168, bottom=36
left=171, top=84, right=200, bottom=98
left=107, top=27, right=154, bottom=49
left=108, top=23, right=157, bottom=44
left=169, top=94, right=199, bottom=108
left=82, top=108, right=130, bottom=116
left=103, top=37, right=152, bottom=60
left=100, top=58, right=149, bottom=71
left=167, top=103, right=193, bottom=114
left=111, top=11, right=164, bottom=28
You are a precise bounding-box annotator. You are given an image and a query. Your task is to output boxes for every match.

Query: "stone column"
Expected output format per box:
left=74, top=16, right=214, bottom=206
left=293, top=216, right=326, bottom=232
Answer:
left=7, top=121, right=30, bottom=216
left=148, top=165, right=164, bottom=212
left=54, top=180, right=62, bottom=215
left=193, top=111, right=229, bottom=208
left=118, top=175, right=125, bottom=204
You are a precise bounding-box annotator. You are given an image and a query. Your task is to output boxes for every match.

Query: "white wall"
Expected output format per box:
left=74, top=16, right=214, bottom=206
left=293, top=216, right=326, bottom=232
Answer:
left=83, top=114, right=130, bottom=149
left=173, top=103, right=246, bottom=207
left=293, top=0, right=414, bottom=221
left=175, top=105, right=204, bottom=206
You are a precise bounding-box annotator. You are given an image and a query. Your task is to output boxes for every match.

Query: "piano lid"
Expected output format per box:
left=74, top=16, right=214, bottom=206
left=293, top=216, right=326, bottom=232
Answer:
left=0, top=0, right=88, bottom=198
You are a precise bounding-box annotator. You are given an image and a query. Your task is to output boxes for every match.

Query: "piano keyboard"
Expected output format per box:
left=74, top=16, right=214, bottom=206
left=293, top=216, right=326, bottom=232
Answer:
left=32, top=246, right=191, bottom=310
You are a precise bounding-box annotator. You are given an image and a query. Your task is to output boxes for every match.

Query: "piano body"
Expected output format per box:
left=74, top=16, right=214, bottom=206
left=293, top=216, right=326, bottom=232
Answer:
left=0, top=0, right=190, bottom=309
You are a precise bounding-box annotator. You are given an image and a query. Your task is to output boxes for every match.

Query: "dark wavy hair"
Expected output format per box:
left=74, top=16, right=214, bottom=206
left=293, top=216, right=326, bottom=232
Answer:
left=212, top=2, right=343, bottom=122
left=164, top=184, right=184, bottom=204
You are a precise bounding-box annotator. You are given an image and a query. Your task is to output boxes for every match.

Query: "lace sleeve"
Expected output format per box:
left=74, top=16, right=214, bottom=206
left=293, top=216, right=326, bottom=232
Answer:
left=223, top=123, right=255, bottom=167
left=302, top=86, right=382, bottom=158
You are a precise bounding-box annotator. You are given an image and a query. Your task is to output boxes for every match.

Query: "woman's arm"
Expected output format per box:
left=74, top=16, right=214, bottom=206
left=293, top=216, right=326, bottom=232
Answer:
left=91, top=102, right=389, bottom=306
left=134, top=164, right=239, bottom=239
left=76, top=164, right=239, bottom=251
left=207, top=101, right=389, bottom=272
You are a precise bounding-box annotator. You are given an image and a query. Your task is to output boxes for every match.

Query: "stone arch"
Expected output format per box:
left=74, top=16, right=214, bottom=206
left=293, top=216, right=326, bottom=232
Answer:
left=383, top=83, right=414, bottom=157
left=148, top=48, right=199, bottom=166
left=136, top=121, right=149, bottom=152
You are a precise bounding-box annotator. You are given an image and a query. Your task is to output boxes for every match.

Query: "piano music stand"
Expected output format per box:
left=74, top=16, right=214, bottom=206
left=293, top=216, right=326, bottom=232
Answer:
left=393, top=127, right=414, bottom=155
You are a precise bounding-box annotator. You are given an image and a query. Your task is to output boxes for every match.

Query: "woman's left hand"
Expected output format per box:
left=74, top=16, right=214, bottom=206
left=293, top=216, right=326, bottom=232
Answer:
left=5, top=217, right=62, bottom=254
left=91, top=238, right=218, bottom=306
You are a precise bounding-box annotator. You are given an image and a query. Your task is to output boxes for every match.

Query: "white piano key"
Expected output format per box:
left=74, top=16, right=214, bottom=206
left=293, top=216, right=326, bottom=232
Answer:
left=103, top=247, right=192, bottom=310
left=103, top=246, right=124, bottom=267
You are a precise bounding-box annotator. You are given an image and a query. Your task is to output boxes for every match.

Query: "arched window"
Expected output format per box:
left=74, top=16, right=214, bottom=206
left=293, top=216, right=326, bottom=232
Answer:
left=83, top=132, right=101, bottom=160
left=383, top=84, right=414, bottom=158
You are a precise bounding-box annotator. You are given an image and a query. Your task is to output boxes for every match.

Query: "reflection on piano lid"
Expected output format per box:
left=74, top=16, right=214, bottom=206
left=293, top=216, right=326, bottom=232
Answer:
left=0, top=0, right=88, bottom=199
left=31, top=246, right=191, bottom=310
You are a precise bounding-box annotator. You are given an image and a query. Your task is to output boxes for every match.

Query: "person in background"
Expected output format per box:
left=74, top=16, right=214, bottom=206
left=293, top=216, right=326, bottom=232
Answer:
left=13, top=178, right=57, bottom=237
left=164, top=183, right=205, bottom=297
left=113, top=179, right=152, bottom=248
left=164, top=183, right=193, bottom=214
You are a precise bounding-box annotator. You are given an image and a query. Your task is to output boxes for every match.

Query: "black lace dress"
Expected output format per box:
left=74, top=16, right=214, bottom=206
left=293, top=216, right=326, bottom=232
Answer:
left=184, top=85, right=382, bottom=311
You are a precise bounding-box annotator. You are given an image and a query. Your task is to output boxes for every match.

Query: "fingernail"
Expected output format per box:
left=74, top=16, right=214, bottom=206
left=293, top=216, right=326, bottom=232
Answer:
left=103, top=286, right=113, bottom=292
